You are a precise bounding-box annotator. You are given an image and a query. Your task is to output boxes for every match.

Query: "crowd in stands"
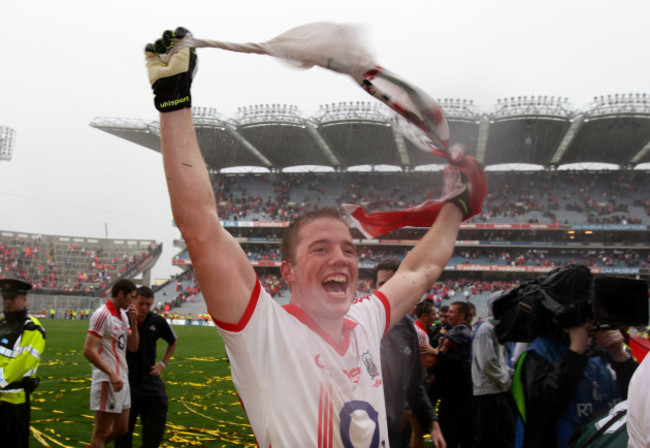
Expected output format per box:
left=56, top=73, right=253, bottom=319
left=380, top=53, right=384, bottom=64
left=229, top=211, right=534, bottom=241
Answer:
left=163, top=267, right=516, bottom=320
left=150, top=269, right=289, bottom=316
left=453, top=247, right=650, bottom=268
left=245, top=245, right=281, bottom=262
left=151, top=270, right=201, bottom=314
left=3, top=170, right=648, bottom=323
left=259, top=273, right=287, bottom=298
left=238, top=243, right=650, bottom=269
left=210, top=170, right=650, bottom=225
left=0, top=233, right=154, bottom=294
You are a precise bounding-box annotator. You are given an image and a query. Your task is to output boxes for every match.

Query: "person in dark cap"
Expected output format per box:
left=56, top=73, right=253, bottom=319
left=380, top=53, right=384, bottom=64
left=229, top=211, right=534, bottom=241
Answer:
left=0, top=278, right=47, bottom=448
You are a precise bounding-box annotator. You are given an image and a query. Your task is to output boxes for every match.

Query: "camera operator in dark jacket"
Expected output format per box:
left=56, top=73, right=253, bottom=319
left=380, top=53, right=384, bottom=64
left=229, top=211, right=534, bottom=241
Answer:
left=513, top=322, right=637, bottom=448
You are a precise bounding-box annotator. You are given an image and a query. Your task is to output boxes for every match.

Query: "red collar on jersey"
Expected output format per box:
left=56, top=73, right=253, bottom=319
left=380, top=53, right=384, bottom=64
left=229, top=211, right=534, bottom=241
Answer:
left=105, top=299, right=120, bottom=317
left=283, top=304, right=357, bottom=356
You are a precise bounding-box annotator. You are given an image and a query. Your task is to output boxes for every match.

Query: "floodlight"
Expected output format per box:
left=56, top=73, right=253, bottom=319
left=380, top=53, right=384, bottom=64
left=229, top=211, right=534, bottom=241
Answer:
left=0, top=126, right=16, bottom=161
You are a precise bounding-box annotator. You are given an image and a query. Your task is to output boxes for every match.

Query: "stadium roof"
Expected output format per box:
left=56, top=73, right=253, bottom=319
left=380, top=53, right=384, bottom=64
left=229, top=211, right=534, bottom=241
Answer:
left=91, top=94, right=650, bottom=172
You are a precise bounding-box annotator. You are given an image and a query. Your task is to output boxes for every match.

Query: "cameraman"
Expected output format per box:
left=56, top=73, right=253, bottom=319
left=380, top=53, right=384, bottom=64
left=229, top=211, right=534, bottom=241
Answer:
left=513, top=321, right=637, bottom=448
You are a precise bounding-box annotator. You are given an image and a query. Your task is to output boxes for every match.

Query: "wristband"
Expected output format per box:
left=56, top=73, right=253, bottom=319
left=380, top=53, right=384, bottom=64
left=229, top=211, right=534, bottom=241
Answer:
left=448, top=195, right=470, bottom=218
left=159, top=361, right=166, bottom=368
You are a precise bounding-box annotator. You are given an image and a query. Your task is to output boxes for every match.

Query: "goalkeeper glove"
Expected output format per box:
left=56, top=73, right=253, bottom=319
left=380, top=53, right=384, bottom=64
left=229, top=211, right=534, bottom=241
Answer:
left=145, top=27, right=197, bottom=113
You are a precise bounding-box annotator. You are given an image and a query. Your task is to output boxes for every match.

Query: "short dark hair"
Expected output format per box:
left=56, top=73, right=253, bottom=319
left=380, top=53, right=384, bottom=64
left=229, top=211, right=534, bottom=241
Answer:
left=281, top=208, right=350, bottom=264
left=416, top=301, right=434, bottom=318
left=372, top=259, right=401, bottom=288
left=450, top=301, right=470, bottom=318
left=111, top=279, right=137, bottom=298
left=440, top=305, right=450, bottom=313
left=137, top=286, right=154, bottom=299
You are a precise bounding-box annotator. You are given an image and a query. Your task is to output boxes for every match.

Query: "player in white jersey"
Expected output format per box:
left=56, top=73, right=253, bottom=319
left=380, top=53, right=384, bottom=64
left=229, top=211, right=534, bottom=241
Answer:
left=219, top=282, right=390, bottom=446
left=83, top=279, right=139, bottom=448
left=144, top=28, right=484, bottom=446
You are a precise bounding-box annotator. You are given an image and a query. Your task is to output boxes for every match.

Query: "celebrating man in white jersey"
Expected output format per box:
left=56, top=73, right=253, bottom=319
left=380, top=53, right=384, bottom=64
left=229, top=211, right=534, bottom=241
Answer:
left=83, top=279, right=139, bottom=448
left=144, top=27, right=484, bottom=446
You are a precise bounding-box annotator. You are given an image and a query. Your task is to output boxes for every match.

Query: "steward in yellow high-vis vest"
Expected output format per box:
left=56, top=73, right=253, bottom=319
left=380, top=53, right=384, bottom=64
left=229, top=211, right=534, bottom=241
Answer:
left=0, top=278, right=46, bottom=448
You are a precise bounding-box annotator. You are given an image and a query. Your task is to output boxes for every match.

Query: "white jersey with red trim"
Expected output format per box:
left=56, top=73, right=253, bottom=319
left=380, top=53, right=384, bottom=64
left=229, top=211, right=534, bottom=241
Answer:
left=88, top=300, right=130, bottom=383
left=414, top=320, right=430, bottom=345
left=216, top=281, right=391, bottom=448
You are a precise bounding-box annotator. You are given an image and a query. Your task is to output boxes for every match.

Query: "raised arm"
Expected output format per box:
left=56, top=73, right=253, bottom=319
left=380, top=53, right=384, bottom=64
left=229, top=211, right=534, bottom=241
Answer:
left=147, top=29, right=256, bottom=324
left=380, top=159, right=485, bottom=328
left=380, top=202, right=461, bottom=327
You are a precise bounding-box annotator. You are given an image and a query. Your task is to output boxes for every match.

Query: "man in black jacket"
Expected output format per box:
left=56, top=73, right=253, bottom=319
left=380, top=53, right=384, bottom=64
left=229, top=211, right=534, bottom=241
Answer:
left=115, top=286, right=177, bottom=448
left=423, top=301, right=473, bottom=448
left=374, top=261, right=445, bottom=448
left=429, top=305, right=451, bottom=349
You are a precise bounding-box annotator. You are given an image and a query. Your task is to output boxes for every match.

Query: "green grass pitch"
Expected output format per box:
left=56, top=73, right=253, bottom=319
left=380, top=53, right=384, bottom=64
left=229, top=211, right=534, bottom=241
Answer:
left=30, top=319, right=256, bottom=447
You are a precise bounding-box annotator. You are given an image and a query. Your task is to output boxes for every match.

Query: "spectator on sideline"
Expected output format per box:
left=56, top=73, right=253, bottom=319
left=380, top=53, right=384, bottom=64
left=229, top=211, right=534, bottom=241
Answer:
left=423, top=301, right=473, bottom=447
left=466, top=302, right=477, bottom=330
left=83, top=280, right=139, bottom=448
left=429, top=305, right=450, bottom=348
left=115, top=286, right=177, bottom=448
left=0, top=278, right=46, bottom=448
left=471, top=291, right=515, bottom=448
left=374, top=261, right=445, bottom=448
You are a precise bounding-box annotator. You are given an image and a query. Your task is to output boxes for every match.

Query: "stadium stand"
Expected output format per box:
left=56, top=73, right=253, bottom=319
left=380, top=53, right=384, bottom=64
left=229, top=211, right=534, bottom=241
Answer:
left=79, top=99, right=650, bottom=318
left=205, top=170, right=650, bottom=225
left=162, top=169, right=650, bottom=320
left=0, top=230, right=161, bottom=316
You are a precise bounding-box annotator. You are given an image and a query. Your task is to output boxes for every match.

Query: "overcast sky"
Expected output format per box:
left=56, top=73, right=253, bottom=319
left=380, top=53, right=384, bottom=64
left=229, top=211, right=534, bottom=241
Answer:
left=1, top=0, right=649, bottom=281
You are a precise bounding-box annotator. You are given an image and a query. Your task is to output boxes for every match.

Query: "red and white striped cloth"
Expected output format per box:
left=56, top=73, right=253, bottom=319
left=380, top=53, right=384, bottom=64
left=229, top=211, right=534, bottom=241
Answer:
left=165, top=22, right=485, bottom=237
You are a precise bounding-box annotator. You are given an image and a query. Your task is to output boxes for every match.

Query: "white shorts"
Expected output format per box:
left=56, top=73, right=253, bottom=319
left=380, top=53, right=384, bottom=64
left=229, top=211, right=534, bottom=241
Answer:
left=90, top=380, right=131, bottom=413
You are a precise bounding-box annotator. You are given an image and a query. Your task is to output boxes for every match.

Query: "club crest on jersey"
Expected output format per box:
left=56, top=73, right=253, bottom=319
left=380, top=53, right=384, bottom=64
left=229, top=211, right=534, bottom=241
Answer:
left=361, top=351, right=379, bottom=379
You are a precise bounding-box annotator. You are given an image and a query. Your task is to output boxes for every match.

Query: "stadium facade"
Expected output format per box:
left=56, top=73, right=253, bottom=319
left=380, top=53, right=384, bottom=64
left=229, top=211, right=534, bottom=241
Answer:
left=91, top=95, right=650, bottom=171
left=88, top=96, right=650, bottom=313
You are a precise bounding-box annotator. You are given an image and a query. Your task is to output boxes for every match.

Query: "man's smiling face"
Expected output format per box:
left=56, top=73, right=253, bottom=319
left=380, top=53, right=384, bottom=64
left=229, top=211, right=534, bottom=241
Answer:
left=283, top=217, right=359, bottom=328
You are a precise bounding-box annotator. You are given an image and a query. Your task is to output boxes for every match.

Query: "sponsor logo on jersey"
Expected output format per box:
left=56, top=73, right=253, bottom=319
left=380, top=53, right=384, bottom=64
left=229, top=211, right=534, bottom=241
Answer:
left=342, top=367, right=361, bottom=384
left=117, top=334, right=126, bottom=350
